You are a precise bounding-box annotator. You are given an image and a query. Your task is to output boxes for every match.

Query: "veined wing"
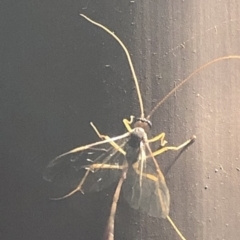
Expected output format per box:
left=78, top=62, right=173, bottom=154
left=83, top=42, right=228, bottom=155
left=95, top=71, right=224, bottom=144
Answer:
left=122, top=143, right=170, bottom=218
left=43, top=132, right=129, bottom=196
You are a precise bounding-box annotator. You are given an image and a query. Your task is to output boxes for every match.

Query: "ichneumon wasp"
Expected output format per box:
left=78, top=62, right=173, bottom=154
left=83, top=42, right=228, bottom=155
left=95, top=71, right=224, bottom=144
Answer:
left=43, top=14, right=240, bottom=240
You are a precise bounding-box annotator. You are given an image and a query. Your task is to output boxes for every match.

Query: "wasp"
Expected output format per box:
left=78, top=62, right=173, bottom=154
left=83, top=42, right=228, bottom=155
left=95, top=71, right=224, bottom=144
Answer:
left=43, top=14, right=240, bottom=240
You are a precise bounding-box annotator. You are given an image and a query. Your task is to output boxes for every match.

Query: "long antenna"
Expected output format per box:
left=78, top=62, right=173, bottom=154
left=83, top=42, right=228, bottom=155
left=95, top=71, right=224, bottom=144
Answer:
left=147, top=55, right=240, bottom=119
left=80, top=14, right=145, bottom=118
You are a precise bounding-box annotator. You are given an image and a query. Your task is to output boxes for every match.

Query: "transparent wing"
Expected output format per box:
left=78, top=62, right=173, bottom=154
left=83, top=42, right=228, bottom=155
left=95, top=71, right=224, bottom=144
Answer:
left=122, top=145, right=170, bottom=219
left=43, top=135, right=129, bottom=196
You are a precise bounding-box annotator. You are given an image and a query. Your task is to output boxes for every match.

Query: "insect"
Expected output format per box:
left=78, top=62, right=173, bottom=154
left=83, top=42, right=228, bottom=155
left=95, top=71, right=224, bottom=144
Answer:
left=43, top=14, right=240, bottom=240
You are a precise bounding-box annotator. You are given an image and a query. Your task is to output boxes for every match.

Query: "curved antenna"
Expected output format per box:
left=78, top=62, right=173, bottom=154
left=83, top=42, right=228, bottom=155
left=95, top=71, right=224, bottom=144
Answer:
left=147, top=55, right=240, bottom=119
left=159, top=18, right=239, bottom=63
left=80, top=14, right=144, bottom=118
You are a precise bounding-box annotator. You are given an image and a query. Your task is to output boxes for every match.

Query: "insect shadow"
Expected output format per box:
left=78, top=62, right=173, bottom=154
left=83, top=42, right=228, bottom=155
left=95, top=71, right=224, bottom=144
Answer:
left=43, top=14, right=240, bottom=240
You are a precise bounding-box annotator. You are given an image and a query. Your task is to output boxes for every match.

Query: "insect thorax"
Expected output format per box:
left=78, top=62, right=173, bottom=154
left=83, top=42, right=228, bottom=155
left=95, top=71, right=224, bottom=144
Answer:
left=125, top=127, right=147, bottom=165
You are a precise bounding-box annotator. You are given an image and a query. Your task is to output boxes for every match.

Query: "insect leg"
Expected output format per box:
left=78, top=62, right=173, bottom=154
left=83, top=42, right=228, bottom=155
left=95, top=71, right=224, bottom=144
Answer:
left=103, top=164, right=128, bottom=240
left=151, top=135, right=196, bottom=157
left=166, top=216, right=186, bottom=240
left=148, top=132, right=168, bottom=147
left=52, top=163, right=126, bottom=200
left=122, top=115, right=135, bottom=132
left=90, top=122, right=126, bottom=155
left=51, top=168, right=91, bottom=200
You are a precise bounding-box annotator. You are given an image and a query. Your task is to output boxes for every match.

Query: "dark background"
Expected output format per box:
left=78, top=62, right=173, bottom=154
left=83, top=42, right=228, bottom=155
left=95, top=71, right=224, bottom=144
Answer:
left=1, top=1, right=240, bottom=240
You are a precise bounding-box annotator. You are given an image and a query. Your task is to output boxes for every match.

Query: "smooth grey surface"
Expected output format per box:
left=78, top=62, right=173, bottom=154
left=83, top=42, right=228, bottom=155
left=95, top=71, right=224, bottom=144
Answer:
left=1, top=1, right=240, bottom=240
left=131, top=1, right=240, bottom=240
left=1, top=1, right=133, bottom=240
